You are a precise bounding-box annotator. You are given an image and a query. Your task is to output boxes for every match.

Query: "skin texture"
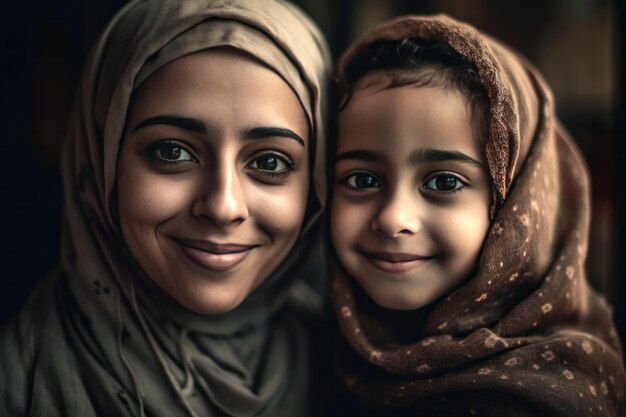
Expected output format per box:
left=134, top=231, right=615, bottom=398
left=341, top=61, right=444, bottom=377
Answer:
left=117, top=48, right=309, bottom=315
left=331, top=75, right=491, bottom=310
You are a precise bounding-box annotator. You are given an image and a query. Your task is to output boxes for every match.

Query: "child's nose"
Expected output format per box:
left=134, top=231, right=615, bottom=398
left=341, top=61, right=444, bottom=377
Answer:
left=371, top=189, right=421, bottom=238
left=191, top=161, right=249, bottom=227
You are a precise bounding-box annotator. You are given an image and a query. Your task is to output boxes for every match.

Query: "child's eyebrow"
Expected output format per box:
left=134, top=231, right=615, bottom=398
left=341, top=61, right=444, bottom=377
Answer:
left=335, top=149, right=387, bottom=164
left=409, top=148, right=484, bottom=168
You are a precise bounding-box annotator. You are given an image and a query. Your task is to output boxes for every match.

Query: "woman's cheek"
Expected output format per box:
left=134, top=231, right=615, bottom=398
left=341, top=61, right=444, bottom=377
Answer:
left=119, top=170, right=193, bottom=227
left=247, top=176, right=309, bottom=235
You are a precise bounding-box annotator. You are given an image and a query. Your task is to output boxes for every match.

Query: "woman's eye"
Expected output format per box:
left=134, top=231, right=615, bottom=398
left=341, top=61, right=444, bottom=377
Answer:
left=246, top=153, right=294, bottom=184
left=248, top=154, right=290, bottom=173
left=151, top=141, right=194, bottom=162
left=345, top=172, right=380, bottom=189
left=423, top=174, right=465, bottom=192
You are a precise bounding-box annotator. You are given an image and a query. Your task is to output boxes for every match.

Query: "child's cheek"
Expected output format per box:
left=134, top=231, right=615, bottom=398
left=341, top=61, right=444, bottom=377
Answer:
left=436, top=201, right=490, bottom=262
left=331, top=193, right=368, bottom=253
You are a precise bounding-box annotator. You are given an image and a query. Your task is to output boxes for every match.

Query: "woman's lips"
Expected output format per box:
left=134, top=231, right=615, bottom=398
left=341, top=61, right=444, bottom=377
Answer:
left=174, top=238, right=258, bottom=271
left=363, top=251, right=432, bottom=273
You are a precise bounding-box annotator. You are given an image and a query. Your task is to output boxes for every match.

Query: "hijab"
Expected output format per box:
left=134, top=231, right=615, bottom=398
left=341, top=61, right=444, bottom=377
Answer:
left=331, top=14, right=625, bottom=417
left=1, top=1, right=330, bottom=416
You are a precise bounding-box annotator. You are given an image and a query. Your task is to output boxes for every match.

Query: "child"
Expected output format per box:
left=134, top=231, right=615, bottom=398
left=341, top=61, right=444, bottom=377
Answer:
left=330, top=15, right=625, bottom=416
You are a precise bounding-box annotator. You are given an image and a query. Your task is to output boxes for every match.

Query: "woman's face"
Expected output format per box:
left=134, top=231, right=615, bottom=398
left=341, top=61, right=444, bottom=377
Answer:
left=117, top=49, right=310, bottom=315
left=331, top=77, right=491, bottom=310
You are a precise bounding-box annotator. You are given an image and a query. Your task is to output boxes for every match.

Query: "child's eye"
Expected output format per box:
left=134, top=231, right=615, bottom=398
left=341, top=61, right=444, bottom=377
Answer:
left=148, top=140, right=195, bottom=163
left=246, top=152, right=294, bottom=184
left=345, top=172, right=380, bottom=189
left=423, top=173, right=465, bottom=192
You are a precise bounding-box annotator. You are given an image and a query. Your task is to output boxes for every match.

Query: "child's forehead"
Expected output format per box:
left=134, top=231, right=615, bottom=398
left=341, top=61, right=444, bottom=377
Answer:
left=347, top=68, right=465, bottom=105
left=340, top=85, right=478, bottom=148
left=353, top=70, right=398, bottom=89
left=352, top=69, right=422, bottom=92
left=343, top=67, right=489, bottom=148
left=337, top=84, right=490, bottom=171
left=346, top=72, right=463, bottom=111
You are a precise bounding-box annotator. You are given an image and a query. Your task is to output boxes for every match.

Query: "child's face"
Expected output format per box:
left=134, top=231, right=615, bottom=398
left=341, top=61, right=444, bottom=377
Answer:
left=331, top=76, right=491, bottom=310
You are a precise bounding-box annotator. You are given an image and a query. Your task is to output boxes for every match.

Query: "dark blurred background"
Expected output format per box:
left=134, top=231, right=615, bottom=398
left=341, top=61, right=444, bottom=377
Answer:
left=0, top=0, right=623, bottom=347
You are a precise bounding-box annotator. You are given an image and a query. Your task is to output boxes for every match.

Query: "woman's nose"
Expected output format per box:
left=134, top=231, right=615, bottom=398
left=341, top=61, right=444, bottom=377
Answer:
left=371, top=188, right=421, bottom=238
left=191, top=162, right=249, bottom=226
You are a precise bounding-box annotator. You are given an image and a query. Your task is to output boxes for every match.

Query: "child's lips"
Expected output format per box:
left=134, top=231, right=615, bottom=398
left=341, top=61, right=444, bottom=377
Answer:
left=366, top=251, right=429, bottom=262
left=362, top=250, right=434, bottom=273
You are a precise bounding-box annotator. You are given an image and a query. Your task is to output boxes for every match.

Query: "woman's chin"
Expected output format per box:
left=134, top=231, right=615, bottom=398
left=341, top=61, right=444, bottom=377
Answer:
left=169, top=287, right=249, bottom=316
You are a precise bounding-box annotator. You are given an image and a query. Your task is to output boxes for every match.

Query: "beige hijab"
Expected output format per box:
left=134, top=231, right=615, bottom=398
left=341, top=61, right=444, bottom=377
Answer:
left=332, top=15, right=625, bottom=416
left=0, top=1, right=330, bottom=416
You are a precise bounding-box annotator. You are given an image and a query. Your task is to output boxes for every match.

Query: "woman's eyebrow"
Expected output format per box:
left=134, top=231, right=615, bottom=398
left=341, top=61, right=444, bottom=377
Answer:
left=335, top=149, right=387, bottom=164
left=244, top=127, right=305, bottom=147
left=132, top=115, right=206, bottom=134
left=130, top=117, right=305, bottom=148
left=409, top=148, right=484, bottom=167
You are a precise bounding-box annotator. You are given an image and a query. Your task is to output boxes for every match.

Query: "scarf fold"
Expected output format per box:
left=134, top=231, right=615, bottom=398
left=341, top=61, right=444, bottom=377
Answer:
left=332, top=14, right=624, bottom=416
left=1, top=1, right=330, bottom=416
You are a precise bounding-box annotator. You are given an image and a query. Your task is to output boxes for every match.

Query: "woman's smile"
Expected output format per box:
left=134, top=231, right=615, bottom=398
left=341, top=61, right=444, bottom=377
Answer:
left=172, top=238, right=261, bottom=272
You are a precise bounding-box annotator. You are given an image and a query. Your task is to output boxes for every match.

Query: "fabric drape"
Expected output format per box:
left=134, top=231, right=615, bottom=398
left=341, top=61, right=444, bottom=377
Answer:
left=0, top=1, right=330, bottom=416
left=332, top=14, right=625, bottom=417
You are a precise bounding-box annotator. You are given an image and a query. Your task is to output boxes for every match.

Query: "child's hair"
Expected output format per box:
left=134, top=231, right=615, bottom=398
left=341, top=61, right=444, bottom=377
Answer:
left=340, top=38, right=489, bottom=144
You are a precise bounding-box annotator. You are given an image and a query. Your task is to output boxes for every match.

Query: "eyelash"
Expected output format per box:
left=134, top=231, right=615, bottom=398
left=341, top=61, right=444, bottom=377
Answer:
left=342, top=171, right=380, bottom=189
left=340, top=171, right=467, bottom=194
left=146, top=140, right=197, bottom=166
left=145, top=140, right=295, bottom=184
left=421, top=172, right=467, bottom=193
left=246, top=152, right=295, bottom=184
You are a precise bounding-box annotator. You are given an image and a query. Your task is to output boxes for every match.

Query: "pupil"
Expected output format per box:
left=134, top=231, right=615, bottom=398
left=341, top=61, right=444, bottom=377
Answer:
left=356, top=174, right=376, bottom=188
left=162, top=145, right=181, bottom=160
left=259, top=156, right=278, bottom=171
left=436, top=175, right=457, bottom=191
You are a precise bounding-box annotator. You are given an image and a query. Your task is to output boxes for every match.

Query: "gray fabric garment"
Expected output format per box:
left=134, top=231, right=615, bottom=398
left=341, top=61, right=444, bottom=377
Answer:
left=0, top=1, right=330, bottom=416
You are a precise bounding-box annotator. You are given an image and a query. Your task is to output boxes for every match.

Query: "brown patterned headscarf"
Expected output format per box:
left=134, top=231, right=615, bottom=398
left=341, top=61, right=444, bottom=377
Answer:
left=331, top=14, right=625, bottom=416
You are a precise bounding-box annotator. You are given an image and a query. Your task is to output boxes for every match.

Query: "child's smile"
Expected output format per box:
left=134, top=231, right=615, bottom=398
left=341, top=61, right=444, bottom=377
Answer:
left=331, top=79, right=492, bottom=310
left=360, top=249, right=435, bottom=273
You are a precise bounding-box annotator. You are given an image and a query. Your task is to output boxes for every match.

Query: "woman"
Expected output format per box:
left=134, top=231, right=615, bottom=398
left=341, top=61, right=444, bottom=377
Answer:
left=0, top=1, right=330, bottom=416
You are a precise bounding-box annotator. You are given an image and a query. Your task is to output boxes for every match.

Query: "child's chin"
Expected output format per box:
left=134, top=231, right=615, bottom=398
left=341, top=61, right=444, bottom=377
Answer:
left=367, top=287, right=431, bottom=311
